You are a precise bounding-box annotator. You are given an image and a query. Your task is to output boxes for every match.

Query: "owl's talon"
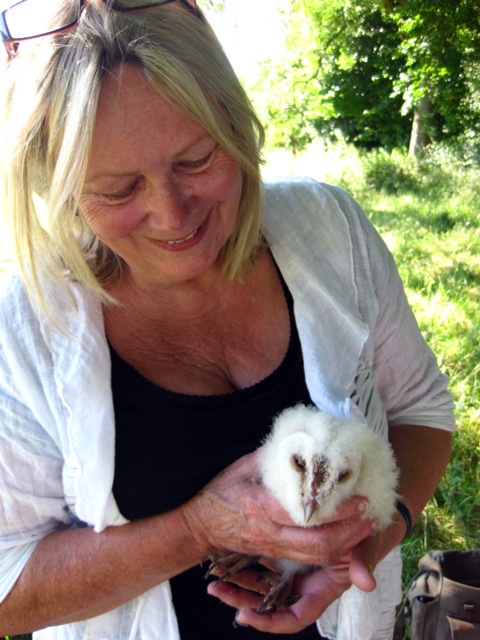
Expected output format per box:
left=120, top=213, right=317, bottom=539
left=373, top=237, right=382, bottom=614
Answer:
left=255, top=572, right=299, bottom=614
left=206, top=552, right=260, bottom=580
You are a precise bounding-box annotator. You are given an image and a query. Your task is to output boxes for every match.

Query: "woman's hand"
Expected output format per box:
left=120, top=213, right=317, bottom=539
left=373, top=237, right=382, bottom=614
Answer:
left=181, top=448, right=381, bottom=635
left=205, top=540, right=379, bottom=634
left=181, top=449, right=377, bottom=567
left=207, top=559, right=353, bottom=634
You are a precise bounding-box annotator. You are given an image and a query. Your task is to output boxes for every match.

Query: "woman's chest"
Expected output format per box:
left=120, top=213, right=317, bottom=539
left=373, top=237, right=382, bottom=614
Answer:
left=140, top=310, right=289, bottom=394
left=106, top=260, right=291, bottom=395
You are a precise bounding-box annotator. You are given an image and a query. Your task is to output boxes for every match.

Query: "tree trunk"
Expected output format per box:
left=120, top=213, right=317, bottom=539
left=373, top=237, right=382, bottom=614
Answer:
left=409, top=95, right=432, bottom=157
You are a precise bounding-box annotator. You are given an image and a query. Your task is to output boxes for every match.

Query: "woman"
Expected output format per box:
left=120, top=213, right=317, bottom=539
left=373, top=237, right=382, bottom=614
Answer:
left=0, top=1, right=454, bottom=639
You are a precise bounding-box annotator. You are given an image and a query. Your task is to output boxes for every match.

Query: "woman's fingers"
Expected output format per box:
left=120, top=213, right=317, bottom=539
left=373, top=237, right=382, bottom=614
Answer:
left=208, top=563, right=352, bottom=634
left=274, top=510, right=377, bottom=566
left=207, top=579, right=267, bottom=608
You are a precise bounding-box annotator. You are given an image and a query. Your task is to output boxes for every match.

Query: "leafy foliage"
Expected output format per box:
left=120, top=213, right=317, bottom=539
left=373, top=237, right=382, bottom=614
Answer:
left=250, top=1, right=327, bottom=155
left=309, top=4, right=411, bottom=149
left=387, top=0, right=480, bottom=145
left=249, top=0, right=480, bottom=155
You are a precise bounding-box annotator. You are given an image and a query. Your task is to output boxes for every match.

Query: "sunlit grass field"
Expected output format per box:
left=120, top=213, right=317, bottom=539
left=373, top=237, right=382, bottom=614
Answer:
left=3, top=142, right=479, bottom=640
left=265, top=141, right=480, bottom=585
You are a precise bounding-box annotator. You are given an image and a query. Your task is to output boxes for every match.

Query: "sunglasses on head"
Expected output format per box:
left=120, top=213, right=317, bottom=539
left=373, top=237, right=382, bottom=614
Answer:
left=0, top=0, right=197, bottom=58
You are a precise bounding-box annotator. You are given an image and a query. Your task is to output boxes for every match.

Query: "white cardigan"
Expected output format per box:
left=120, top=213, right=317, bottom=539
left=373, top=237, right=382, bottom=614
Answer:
left=0, top=179, right=455, bottom=639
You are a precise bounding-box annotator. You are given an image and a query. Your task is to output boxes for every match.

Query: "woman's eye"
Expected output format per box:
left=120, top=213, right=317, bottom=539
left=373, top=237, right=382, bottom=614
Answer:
left=102, top=181, right=139, bottom=202
left=177, top=150, right=214, bottom=171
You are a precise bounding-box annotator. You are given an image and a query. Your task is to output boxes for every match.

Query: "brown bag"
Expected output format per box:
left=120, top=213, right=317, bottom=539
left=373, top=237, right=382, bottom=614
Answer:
left=394, top=550, right=480, bottom=639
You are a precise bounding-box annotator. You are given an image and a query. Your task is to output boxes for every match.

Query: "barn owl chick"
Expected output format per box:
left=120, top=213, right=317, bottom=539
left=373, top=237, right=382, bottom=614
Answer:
left=260, top=404, right=399, bottom=529
left=208, top=404, right=399, bottom=613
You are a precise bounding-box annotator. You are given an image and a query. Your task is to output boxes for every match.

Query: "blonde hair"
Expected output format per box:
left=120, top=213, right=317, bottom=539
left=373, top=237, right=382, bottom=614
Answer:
left=0, top=2, right=265, bottom=317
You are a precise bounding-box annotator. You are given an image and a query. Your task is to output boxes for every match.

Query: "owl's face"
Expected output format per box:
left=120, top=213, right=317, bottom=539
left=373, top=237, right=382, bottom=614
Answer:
left=260, top=404, right=399, bottom=531
left=282, top=432, right=363, bottom=524
left=261, top=427, right=363, bottom=526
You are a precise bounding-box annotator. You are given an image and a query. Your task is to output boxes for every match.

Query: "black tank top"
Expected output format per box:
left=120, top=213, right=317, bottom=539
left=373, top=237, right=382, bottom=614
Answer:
left=110, top=275, right=323, bottom=639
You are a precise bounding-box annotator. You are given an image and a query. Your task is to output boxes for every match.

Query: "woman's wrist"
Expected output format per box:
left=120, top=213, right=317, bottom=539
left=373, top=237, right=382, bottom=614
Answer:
left=356, top=505, right=410, bottom=575
left=178, top=500, right=217, bottom=560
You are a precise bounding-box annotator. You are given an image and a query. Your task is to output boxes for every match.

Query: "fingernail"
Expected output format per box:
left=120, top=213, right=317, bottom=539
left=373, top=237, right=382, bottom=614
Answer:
left=233, top=611, right=249, bottom=628
left=357, top=500, right=368, bottom=514
left=207, top=579, right=223, bottom=592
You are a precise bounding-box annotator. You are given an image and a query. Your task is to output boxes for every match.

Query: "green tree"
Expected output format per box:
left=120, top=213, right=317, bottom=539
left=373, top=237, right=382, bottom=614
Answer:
left=250, top=0, right=480, bottom=156
left=306, top=0, right=411, bottom=150
left=386, top=0, right=480, bottom=155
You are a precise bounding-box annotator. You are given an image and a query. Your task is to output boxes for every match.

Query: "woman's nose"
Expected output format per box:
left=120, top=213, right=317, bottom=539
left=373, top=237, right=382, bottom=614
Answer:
left=145, top=177, right=192, bottom=232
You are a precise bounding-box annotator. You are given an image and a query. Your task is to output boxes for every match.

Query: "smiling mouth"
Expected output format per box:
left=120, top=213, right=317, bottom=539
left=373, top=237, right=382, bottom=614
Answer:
left=159, top=227, right=199, bottom=246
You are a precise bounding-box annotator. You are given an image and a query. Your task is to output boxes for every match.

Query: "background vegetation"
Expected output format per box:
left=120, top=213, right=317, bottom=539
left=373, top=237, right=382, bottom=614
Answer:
left=249, top=0, right=480, bottom=158
left=264, top=140, right=480, bottom=590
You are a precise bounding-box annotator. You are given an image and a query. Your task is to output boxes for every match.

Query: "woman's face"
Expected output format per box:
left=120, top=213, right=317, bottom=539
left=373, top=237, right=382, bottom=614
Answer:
left=80, top=64, right=243, bottom=290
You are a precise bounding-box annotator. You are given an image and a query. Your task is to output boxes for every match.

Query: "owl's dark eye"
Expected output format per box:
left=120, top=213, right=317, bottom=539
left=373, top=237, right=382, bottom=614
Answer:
left=337, top=469, right=352, bottom=483
left=292, top=454, right=306, bottom=472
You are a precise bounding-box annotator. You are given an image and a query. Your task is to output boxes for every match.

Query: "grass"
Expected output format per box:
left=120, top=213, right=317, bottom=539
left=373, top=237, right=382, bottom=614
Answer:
left=265, top=140, right=480, bottom=586
left=3, top=141, right=480, bottom=639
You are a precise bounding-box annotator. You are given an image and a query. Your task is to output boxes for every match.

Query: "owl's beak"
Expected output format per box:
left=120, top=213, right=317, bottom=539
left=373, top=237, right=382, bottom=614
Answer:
left=303, top=496, right=318, bottom=525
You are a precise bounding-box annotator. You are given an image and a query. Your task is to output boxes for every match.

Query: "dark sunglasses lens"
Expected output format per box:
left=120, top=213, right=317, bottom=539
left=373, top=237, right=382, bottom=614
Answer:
left=5, top=0, right=79, bottom=40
